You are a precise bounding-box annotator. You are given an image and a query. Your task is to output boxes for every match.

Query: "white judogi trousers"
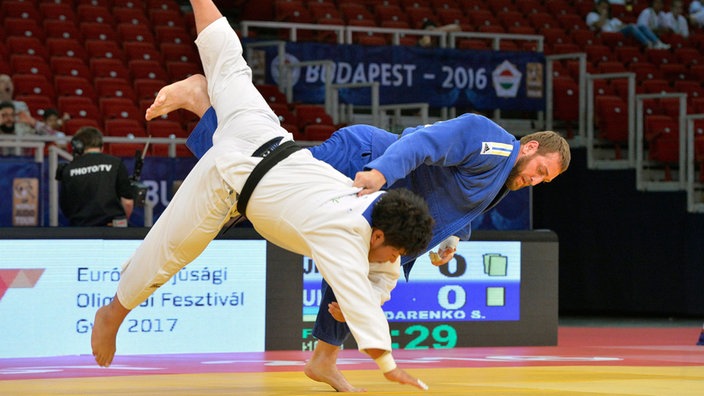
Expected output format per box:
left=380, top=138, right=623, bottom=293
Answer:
left=116, top=17, right=397, bottom=352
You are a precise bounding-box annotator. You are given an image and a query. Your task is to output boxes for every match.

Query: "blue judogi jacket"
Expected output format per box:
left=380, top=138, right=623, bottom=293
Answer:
left=187, top=109, right=519, bottom=277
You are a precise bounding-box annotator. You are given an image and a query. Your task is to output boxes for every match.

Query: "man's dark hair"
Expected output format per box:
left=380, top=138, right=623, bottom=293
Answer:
left=74, top=126, right=104, bottom=149
left=371, top=188, right=434, bottom=257
left=0, top=101, right=15, bottom=111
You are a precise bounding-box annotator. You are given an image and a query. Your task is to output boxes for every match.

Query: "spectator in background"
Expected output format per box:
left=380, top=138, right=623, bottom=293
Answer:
left=417, top=20, right=461, bottom=48
left=0, top=100, right=35, bottom=156
left=637, top=0, right=668, bottom=35
left=56, top=126, right=134, bottom=227
left=0, top=75, right=33, bottom=138
left=662, top=0, right=690, bottom=38
left=587, top=0, right=670, bottom=49
left=689, top=0, right=704, bottom=28
left=18, top=108, right=70, bottom=136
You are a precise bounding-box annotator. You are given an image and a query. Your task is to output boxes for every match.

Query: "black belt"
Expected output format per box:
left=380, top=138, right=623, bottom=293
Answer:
left=236, top=137, right=301, bottom=217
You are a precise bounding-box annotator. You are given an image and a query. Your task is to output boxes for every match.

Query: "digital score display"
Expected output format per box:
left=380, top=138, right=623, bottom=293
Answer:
left=302, top=241, right=522, bottom=351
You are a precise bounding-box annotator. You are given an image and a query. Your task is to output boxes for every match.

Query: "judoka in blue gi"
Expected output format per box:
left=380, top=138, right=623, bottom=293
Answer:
left=144, top=74, right=571, bottom=392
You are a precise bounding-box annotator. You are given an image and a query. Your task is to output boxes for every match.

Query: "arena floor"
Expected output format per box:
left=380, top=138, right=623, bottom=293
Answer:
left=1, top=324, right=703, bottom=395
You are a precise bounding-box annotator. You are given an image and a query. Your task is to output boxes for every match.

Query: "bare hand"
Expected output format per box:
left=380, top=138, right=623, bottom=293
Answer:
left=383, top=367, right=429, bottom=391
left=352, top=169, right=386, bottom=196
left=429, top=247, right=456, bottom=266
left=327, top=302, right=346, bottom=322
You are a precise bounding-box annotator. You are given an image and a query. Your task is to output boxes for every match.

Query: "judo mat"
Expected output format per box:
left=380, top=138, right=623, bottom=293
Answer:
left=2, top=325, right=703, bottom=395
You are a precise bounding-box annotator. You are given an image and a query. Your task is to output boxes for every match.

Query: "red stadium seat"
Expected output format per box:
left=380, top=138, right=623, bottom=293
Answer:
left=123, top=42, right=162, bottom=63
left=155, top=25, right=191, bottom=45
left=149, top=9, right=186, bottom=27
left=4, top=18, right=46, bottom=42
left=117, top=23, right=155, bottom=43
left=80, top=22, right=120, bottom=42
left=10, top=55, right=52, bottom=78
left=6, top=37, right=48, bottom=60
left=165, top=61, right=203, bottom=81
left=1, top=1, right=41, bottom=20
left=128, top=60, right=169, bottom=81
left=54, top=76, right=97, bottom=101
left=43, top=20, right=83, bottom=41
left=84, top=40, right=125, bottom=62
left=160, top=43, right=199, bottom=64
left=134, top=78, right=167, bottom=101
left=39, top=2, right=76, bottom=22
left=104, top=119, right=146, bottom=137
left=15, top=95, right=54, bottom=119
left=47, top=38, right=88, bottom=61
left=51, top=57, right=93, bottom=80
left=94, top=78, right=138, bottom=103
left=58, top=96, right=100, bottom=121
left=12, top=74, right=55, bottom=101
left=100, top=97, right=143, bottom=123
left=63, top=118, right=101, bottom=135
left=256, top=84, right=289, bottom=104
left=552, top=76, right=579, bottom=122
left=76, top=4, right=115, bottom=25
left=295, top=104, right=334, bottom=130
left=304, top=123, right=337, bottom=141
left=147, top=119, right=186, bottom=138
left=112, top=7, right=149, bottom=25
left=89, top=58, right=131, bottom=81
left=595, top=95, right=629, bottom=158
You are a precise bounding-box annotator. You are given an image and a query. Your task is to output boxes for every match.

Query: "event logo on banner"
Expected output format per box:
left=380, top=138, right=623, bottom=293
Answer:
left=0, top=268, right=44, bottom=301
left=258, top=42, right=545, bottom=111
left=12, top=178, right=38, bottom=226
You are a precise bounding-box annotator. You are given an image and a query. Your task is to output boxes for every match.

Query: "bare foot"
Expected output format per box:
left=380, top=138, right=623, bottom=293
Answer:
left=91, top=297, right=130, bottom=367
left=145, top=74, right=210, bottom=121
left=304, top=340, right=365, bottom=392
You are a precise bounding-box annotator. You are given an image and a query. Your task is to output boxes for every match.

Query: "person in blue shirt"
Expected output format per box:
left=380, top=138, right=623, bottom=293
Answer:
left=145, top=74, right=571, bottom=392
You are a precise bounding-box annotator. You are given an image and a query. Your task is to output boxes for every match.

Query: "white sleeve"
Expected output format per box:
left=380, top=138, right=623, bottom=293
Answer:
left=367, top=259, right=401, bottom=305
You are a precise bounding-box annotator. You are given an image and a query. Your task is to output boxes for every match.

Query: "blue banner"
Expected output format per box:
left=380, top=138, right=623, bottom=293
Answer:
left=260, top=42, right=545, bottom=111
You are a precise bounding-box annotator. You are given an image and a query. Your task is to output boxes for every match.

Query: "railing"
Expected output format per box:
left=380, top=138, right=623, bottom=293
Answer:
left=635, top=93, right=687, bottom=192
left=585, top=72, right=636, bottom=169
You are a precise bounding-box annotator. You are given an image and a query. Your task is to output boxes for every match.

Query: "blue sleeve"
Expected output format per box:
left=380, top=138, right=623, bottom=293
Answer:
left=186, top=107, right=218, bottom=159
left=365, top=113, right=515, bottom=187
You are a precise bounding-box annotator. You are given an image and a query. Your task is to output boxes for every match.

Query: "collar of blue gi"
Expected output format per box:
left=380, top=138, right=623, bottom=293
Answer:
left=361, top=193, right=384, bottom=227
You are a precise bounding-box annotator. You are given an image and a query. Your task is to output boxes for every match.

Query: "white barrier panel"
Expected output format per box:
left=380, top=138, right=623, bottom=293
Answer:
left=0, top=239, right=266, bottom=358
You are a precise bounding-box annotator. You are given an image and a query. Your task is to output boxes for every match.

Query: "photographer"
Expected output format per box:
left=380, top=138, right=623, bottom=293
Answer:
left=56, top=127, right=134, bottom=226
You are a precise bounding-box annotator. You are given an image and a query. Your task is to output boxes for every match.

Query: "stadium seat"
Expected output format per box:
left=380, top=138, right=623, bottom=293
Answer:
left=1, top=1, right=41, bottom=20
left=256, top=84, right=288, bottom=104
left=54, top=76, right=97, bottom=101
left=112, top=7, right=149, bottom=25
left=94, top=78, right=138, bottom=103
left=147, top=0, right=181, bottom=12
left=63, top=118, right=101, bottom=135
left=100, top=97, right=143, bottom=123
left=645, top=114, right=678, bottom=143
left=149, top=9, right=186, bottom=27
left=128, top=60, right=169, bottom=81
left=10, top=55, right=52, bottom=78
left=659, top=63, right=687, bottom=82
left=84, top=40, right=125, bottom=62
left=57, top=96, right=100, bottom=121
left=47, top=38, right=88, bottom=61
left=4, top=18, right=46, bottom=42
left=405, top=6, right=435, bottom=29
left=571, top=29, right=600, bottom=47
left=642, top=79, right=672, bottom=94
left=50, top=57, right=93, bottom=80
left=123, top=42, right=162, bottom=62
left=374, top=4, right=408, bottom=25
left=104, top=119, right=146, bottom=137
left=295, top=104, right=334, bottom=130
left=595, top=95, right=629, bottom=157
left=614, top=45, right=643, bottom=65
left=109, top=141, right=149, bottom=157
left=134, top=78, right=167, bottom=101
left=80, top=22, right=120, bottom=42
left=339, top=3, right=375, bottom=23
left=76, top=4, right=115, bottom=25
left=146, top=119, right=186, bottom=138
left=39, top=2, right=76, bottom=22
left=43, top=20, right=83, bottom=41
left=155, top=25, right=191, bottom=45
left=89, top=58, right=131, bottom=80
left=552, top=76, right=579, bottom=123
left=15, top=95, right=54, bottom=119
left=303, top=123, right=337, bottom=141
left=629, top=62, right=662, bottom=81
left=276, top=1, right=314, bottom=24
left=117, top=23, right=155, bottom=43
left=6, top=37, right=48, bottom=60
left=12, top=74, right=55, bottom=101
left=165, top=61, right=203, bottom=81
left=160, top=43, right=199, bottom=64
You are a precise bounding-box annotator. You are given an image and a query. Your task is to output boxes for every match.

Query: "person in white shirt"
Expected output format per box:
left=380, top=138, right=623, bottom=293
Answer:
left=689, top=0, right=704, bottom=27
left=637, top=0, right=668, bottom=34
left=662, top=0, right=690, bottom=38
left=587, top=0, right=670, bottom=49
